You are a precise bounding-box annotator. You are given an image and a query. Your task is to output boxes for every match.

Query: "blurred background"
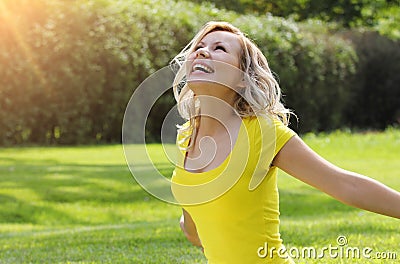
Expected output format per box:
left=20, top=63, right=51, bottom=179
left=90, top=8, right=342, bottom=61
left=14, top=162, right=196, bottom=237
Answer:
left=1, top=0, right=399, bottom=145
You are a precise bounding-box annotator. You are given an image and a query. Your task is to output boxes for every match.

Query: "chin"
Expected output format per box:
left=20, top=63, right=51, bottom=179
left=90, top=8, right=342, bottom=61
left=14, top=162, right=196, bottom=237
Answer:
left=187, top=78, right=216, bottom=90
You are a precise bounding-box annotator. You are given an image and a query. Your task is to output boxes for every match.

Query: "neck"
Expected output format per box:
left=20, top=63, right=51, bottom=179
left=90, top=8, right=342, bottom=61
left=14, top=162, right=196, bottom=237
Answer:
left=196, top=96, right=240, bottom=136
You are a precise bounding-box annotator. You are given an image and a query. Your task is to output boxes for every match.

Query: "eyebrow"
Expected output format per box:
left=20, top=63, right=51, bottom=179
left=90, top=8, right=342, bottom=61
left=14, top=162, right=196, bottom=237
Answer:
left=197, top=41, right=227, bottom=46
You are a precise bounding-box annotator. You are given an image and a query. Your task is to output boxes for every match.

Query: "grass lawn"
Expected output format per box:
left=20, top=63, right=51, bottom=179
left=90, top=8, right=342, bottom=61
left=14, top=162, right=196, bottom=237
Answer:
left=0, top=129, right=399, bottom=263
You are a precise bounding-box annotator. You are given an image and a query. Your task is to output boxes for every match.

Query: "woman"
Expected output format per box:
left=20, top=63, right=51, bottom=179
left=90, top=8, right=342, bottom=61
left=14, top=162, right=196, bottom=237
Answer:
left=170, top=21, right=400, bottom=263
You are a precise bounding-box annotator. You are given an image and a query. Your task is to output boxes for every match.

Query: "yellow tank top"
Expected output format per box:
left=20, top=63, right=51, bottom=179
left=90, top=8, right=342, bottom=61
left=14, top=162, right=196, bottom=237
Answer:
left=171, top=116, right=296, bottom=263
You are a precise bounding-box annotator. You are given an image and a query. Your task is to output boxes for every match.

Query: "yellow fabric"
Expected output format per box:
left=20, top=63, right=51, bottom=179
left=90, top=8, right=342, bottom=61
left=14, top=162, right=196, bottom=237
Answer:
left=172, top=116, right=296, bottom=264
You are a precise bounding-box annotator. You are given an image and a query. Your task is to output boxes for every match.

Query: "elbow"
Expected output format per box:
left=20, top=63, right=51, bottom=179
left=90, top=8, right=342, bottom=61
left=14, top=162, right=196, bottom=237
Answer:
left=179, top=219, right=201, bottom=247
left=185, top=233, right=201, bottom=246
left=182, top=228, right=201, bottom=246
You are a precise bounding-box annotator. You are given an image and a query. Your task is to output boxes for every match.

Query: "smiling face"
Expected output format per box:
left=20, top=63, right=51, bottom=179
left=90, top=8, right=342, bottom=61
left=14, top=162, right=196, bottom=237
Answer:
left=185, top=31, right=244, bottom=103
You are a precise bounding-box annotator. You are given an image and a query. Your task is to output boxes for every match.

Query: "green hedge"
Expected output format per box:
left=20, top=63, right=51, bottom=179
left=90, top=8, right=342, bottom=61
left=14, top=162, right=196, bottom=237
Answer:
left=0, top=0, right=191, bottom=144
left=0, top=0, right=395, bottom=145
left=343, top=30, right=400, bottom=129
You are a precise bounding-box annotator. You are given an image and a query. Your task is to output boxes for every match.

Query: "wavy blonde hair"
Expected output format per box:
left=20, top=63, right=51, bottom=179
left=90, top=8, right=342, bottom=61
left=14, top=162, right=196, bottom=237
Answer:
left=170, top=21, right=292, bottom=147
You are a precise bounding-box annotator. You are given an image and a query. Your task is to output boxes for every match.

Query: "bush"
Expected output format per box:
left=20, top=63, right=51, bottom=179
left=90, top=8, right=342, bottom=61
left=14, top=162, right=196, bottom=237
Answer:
left=0, top=0, right=193, bottom=144
left=343, top=30, right=400, bottom=129
left=0, top=0, right=369, bottom=144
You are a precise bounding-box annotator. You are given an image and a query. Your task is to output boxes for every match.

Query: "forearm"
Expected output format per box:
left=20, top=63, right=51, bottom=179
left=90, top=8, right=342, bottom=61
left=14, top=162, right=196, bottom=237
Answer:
left=340, top=171, right=400, bottom=219
left=180, top=210, right=202, bottom=247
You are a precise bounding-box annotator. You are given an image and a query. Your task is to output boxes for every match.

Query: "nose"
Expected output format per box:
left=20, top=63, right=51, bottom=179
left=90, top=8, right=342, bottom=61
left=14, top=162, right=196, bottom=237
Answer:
left=195, top=48, right=210, bottom=58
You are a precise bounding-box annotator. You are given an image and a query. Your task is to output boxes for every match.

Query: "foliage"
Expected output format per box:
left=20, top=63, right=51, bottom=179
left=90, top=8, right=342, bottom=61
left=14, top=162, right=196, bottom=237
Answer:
left=0, top=0, right=398, bottom=144
left=343, top=30, right=400, bottom=129
left=370, top=4, right=400, bottom=40
left=191, top=0, right=400, bottom=39
left=0, top=0, right=194, bottom=144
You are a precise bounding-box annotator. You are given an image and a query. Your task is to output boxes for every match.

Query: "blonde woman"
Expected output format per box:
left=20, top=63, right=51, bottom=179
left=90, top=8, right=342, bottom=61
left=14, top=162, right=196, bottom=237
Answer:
left=170, top=21, right=400, bottom=263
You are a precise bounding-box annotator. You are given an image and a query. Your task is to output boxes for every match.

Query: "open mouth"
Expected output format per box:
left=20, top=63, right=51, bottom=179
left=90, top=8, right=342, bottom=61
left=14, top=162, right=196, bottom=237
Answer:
left=192, top=63, right=214, bottom=73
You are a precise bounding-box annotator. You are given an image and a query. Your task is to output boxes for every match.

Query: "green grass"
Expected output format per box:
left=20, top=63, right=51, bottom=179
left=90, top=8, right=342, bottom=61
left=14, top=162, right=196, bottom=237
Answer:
left=0, top=129, right=399, bottom=263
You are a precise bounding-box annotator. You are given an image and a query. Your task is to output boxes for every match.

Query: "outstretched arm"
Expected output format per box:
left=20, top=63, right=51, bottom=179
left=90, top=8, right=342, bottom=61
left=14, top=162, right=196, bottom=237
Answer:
left=273, top=135, right=400, bottom=219
left=180, top=209, right=203, bottom=248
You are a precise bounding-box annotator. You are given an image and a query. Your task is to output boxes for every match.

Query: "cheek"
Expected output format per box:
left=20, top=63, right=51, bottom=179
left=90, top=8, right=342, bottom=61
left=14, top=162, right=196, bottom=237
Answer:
left=187, top=52, right=195, bottom=60
left=221, top=55, right=240, bottom=69
left=213, top=62, right=244, bottom=90
left=184, top=56, right=195, bottom=75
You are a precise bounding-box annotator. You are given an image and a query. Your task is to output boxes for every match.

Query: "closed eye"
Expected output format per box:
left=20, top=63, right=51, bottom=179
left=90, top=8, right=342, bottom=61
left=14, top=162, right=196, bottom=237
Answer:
left=215, top=45, right=226, bottom=52
left=194, top=45, right=203, bottom=51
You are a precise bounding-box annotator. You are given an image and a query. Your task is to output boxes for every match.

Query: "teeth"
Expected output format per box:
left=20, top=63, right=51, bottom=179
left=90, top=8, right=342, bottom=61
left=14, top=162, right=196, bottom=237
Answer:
left=193, top=63, right=213, bottom=73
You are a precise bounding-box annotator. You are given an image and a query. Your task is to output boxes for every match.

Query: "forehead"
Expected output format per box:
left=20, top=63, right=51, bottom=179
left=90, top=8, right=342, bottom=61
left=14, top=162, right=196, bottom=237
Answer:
left=200, top=31, right=241, bottom=49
